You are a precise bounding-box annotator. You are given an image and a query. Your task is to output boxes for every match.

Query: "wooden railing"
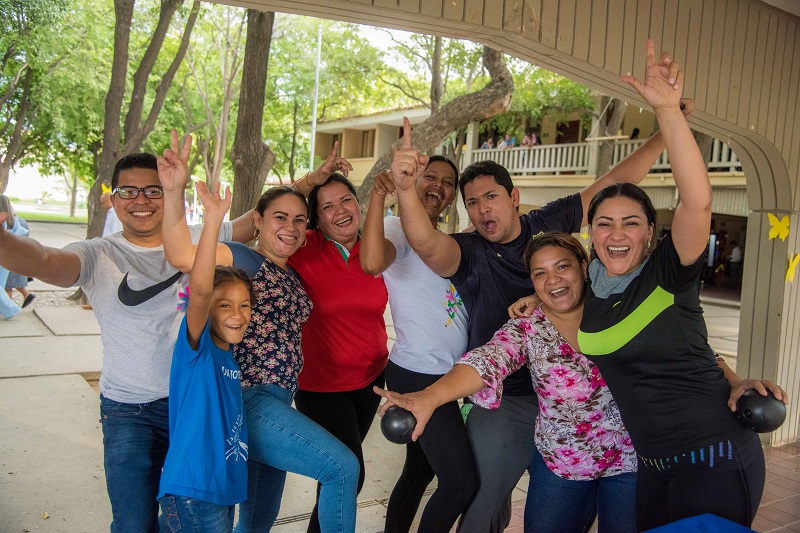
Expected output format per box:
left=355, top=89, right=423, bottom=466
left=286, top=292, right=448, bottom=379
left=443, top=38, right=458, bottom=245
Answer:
left=467, top=138, right=741, bottom=174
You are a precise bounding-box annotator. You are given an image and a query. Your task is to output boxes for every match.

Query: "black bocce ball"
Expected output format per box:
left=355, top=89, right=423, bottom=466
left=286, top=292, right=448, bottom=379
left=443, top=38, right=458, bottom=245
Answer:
left=736, top=389, right=787, bottom=433
left=381, top=405, right=417, bottom=444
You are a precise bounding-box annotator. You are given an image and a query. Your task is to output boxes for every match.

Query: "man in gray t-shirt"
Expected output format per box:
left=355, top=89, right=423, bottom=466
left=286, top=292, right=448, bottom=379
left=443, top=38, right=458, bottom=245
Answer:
left=0, top=152, right=254, bottom=533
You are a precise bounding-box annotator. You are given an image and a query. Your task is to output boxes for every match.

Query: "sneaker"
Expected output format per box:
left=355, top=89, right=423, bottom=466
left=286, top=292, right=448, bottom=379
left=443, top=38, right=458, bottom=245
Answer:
left=22, top=293, right=36, bottom=308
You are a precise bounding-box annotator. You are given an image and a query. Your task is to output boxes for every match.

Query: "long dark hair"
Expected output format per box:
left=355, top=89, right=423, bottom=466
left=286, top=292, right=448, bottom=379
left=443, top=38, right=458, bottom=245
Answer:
left=307, top=174, right=358, bottom=230
left=587, top=183, right=656, bottom=226
left=523, top=232, right=589, bottom=286
left=426, top=155, right=460, bottom=189
left=254, top=186, right=308, bottom=217
left=213, top=266, right=256, bottom=304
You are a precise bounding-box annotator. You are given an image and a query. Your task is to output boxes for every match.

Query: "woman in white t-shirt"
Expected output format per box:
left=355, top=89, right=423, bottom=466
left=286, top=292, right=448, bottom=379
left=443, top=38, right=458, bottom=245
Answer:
left=361, top=156, right=477, bottom=533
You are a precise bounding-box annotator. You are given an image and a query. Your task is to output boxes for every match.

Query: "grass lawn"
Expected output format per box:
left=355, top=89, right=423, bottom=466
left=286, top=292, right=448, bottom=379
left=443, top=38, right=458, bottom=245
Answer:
left=15, top=211, right=88, bottom=223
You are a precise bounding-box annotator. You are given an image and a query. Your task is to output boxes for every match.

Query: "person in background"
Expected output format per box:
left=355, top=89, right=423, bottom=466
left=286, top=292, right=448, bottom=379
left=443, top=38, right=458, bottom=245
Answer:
left=497, top=134, right=512, bottom=149
left=729, top=240, right=743, bottom=281
left=102, top=191, right=124, bottom=236
left=522, top=132, right=538, bottom=147
left=0, top=194, right=30, bottom=318
left=480, top=137, right=494, bottom=149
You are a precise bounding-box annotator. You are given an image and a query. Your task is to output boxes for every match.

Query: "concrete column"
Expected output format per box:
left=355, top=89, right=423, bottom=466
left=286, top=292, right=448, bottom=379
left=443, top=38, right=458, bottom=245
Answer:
left=737, top=211, right=800, bottom=445
left=461, top=121, right=479, bottom=171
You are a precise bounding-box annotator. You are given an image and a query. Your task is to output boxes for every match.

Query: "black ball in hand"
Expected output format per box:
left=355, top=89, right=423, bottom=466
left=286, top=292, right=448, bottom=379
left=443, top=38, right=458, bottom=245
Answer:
left=736, top=389, right=787, bottom=433
left=381, top=405, right=417, bottom=444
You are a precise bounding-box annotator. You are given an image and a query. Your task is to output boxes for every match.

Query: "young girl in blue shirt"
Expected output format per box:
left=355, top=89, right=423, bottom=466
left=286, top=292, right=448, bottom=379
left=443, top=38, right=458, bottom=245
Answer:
left=157, top=148, right=254, bottom=532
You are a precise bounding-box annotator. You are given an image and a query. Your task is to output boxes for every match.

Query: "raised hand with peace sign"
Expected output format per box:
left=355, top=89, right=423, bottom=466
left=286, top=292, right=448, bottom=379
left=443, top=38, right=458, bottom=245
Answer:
left=158, top=129, right=193, bottom=193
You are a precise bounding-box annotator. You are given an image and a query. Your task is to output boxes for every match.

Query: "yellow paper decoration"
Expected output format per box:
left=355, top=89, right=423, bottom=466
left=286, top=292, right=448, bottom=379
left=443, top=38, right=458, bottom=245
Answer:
left=768, top=213, right=790, bottom=241
left=101, top=183, right=112, bottom=194
left=787, top=253, right=800, bottom=283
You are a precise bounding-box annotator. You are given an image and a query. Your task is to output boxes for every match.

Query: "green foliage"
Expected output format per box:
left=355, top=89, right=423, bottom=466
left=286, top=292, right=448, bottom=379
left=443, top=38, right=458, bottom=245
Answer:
left=379, top=32, right=486, bottom=107
left=1, top=0, right=109, bottom=193
left=263, top=15, right=403, bottom=180
left=2, top=2, right=597, bottom=194
left=483, top=58, right=596, bottom=138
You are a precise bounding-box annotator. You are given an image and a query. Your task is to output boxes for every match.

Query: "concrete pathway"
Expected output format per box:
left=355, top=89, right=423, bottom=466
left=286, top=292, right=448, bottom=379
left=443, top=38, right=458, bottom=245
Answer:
left=1, top=222, right=796, bottom=533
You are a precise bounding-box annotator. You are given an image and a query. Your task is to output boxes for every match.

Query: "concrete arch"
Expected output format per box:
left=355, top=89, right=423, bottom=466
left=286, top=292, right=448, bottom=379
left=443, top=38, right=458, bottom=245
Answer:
left=224, top=0, right=800, bottom=443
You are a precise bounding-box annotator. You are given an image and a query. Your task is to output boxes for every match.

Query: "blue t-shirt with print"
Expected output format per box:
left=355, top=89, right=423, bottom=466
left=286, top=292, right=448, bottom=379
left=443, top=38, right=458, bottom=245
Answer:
left=158, top=317, right=248, bottom=505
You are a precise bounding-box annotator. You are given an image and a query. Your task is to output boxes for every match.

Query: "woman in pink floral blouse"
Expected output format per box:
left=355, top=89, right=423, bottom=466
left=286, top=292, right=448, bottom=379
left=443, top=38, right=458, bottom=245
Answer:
left=375, top=232, right=636, bottom=533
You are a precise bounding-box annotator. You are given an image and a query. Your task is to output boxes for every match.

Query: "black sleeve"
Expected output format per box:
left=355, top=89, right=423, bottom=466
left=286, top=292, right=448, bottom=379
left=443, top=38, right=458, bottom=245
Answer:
left=449, top=232, right=479, bottom=286
left=525, top=193, right=583, bottom=235
left=652, top=233, right=705, bottom=293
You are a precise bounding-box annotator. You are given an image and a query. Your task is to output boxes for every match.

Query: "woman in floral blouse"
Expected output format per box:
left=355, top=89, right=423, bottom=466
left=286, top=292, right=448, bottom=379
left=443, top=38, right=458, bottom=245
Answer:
left=375, top=232, right=636, bottom=533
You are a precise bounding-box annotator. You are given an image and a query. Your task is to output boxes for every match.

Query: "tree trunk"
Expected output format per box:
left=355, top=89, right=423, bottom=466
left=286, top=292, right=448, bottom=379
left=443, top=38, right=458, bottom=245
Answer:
left=446, top=127, right=467, bottom=233
left=90, top=0, right=135, bottom=239
left=430, top=36, right=443, bottom=114
left=230, top=9, right=276, bottom=219
left=591, top=96, right=628, bottom=177
left=69, top=168, right=78, bottom=218
left=358, top=46, right=513, bottom=207
left=288, top=100, right=298, bottom=182
left=0, top=165, right=10, bottom=194
left=88, top=0, right=200, bottom=239
left=0, top=67, right=34, bottom=193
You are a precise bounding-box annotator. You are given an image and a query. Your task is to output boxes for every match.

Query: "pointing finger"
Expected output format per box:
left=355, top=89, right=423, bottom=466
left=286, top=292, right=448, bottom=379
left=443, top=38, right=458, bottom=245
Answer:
left=402, top=117, right=412, bottom=150
left=326, top=141, right=340, bottom=165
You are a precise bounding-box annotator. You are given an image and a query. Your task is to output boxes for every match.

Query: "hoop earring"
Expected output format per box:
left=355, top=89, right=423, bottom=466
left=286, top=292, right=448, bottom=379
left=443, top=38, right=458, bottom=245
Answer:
left=300, top=237, right=307, bottom=248
left=589, top=241, right=594, bottom=250
left=253, top=228, right=260, bottom=241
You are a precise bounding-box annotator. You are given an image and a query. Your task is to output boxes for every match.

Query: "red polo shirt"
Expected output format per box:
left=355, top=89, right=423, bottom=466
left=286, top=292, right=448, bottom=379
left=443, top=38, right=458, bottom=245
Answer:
left=288, top=229, right=389, bottom=392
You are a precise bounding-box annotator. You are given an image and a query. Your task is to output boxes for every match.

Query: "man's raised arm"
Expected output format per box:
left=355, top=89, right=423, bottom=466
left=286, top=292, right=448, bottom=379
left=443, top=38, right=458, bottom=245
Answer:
left=0, top=213, right=81, bottom=287
left=393, top=118, right=462, bottom=278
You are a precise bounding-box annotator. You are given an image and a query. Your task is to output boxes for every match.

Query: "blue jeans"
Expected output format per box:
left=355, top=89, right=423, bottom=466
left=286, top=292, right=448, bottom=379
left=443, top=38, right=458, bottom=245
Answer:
left=100, top=395, right=170, bottom=533
left=234, top=384, right=359, bottom=533
left=158, top=494, right=234, bottom=532
left=524, top=447, right=637, bottom=533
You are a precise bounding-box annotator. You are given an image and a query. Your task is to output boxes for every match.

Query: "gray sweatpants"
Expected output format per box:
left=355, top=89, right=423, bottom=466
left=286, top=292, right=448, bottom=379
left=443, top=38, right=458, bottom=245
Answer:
left=457, top=394, right=537, bottom=533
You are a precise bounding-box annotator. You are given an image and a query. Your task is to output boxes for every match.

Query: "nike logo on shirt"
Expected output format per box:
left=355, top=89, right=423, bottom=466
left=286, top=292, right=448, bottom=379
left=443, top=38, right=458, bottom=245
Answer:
left=118, top=271, right=183, bottom=307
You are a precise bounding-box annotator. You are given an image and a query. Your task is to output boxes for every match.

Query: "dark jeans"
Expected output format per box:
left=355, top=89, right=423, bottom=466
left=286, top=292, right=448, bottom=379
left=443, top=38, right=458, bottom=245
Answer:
left=635, top=448, right=765, bottom=530
left=158, top=494, right=235, bottom=533
left=384, top=361, right=477, bottom=533
left=100, top=395, right=170, bottom=533
left=294, top=370, right=385, bottom=533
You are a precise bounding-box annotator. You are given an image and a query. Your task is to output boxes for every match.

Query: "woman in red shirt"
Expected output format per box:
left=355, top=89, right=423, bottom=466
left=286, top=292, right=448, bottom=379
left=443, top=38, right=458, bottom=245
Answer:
left=290, top=154, right=389, bottom=532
